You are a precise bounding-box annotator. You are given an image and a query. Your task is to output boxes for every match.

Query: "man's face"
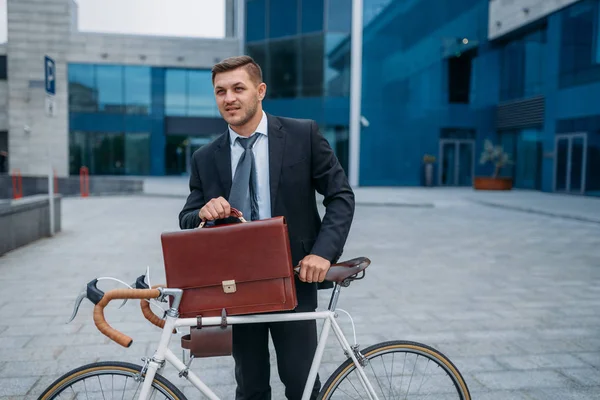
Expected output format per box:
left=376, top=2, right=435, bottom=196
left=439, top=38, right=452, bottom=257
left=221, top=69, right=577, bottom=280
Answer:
left=213, top=68, right=266, bottom=127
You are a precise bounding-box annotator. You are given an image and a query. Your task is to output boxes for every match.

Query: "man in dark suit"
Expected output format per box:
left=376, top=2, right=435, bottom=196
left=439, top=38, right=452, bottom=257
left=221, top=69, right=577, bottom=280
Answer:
left=178, top=56, right=355, bottom=400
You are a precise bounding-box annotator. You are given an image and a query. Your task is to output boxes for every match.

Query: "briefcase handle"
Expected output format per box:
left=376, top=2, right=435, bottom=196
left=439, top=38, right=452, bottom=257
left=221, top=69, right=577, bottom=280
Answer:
left=198, top=207, right=247, bottom=228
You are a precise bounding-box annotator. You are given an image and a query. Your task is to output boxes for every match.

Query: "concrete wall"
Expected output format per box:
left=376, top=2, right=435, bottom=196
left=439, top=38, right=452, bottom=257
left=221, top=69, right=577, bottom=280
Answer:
left=68, top=33, right=239, bottom=68
left=7, top=0, right=71, bottom=177
left=488, top=0, right=581, bottom=40
left=0, top=194, right=61, bottom=256
left=0, top=175, right=144, bottom=199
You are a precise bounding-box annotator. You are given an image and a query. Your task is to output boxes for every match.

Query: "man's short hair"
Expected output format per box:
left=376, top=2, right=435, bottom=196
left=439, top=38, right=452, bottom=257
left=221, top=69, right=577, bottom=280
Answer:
left=211, top=56, right=263, bottom=85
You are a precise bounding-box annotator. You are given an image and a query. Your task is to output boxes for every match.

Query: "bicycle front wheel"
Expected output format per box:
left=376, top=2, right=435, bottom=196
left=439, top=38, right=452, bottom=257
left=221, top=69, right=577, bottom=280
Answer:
left=319, top=340, right=470, bottom=400
left=37, top=361, right=187, bottom=400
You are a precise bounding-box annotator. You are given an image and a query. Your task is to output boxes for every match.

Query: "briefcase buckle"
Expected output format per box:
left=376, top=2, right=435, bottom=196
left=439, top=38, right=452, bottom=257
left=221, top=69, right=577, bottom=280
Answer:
left=222, top=280, right=236, bottom=293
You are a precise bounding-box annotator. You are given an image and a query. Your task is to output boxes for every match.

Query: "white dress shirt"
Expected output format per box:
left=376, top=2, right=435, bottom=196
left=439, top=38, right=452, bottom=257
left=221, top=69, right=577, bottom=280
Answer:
left=228, top=111, right=272, bottom=220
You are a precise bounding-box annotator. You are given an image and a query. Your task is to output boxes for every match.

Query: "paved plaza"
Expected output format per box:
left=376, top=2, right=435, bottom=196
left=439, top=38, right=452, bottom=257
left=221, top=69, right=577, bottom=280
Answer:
left=0, top=187, right=599, bottom=399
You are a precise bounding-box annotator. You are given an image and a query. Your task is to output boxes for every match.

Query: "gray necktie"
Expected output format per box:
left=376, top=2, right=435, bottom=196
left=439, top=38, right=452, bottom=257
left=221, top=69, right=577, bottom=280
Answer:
left=229, top=133, right=260, bottom=221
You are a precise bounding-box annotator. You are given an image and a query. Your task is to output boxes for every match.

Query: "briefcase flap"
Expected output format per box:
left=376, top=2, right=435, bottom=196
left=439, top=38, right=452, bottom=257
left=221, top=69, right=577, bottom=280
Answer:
left=161, top=216, right=294, bottom=290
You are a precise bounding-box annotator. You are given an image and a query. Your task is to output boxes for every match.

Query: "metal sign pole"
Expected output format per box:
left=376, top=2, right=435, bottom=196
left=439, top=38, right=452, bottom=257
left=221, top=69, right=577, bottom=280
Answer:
left=45, top=55, right=56, bottom=236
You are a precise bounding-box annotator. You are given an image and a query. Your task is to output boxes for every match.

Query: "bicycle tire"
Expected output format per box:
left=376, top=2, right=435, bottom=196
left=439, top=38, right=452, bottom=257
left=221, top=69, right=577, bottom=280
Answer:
left=37, top=361, right=187, bottom=400
left=318, top=340, right=471, bottom=400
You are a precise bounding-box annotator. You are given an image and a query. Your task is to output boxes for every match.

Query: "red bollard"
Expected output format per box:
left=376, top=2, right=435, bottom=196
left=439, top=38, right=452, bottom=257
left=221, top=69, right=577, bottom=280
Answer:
left=79, top=166, right=89, bottom=197
left=11, top=169, right=23, bottom=199
left=53, top=168, right=59, bottom=194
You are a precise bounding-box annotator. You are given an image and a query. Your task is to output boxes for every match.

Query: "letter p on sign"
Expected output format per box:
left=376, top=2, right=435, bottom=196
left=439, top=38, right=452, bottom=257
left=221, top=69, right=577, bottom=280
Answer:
left=45, top=56, right=55, bottom=96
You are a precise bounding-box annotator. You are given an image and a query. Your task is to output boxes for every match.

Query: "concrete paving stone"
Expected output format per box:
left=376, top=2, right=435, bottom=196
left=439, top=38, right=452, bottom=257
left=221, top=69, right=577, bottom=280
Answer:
left=461, top=329, right=536, bottom=341
left=23, top=376, right=57, bottom=399
left=0, top=336, right=33, bottom=349
left=535, top=327, right=600, bottom=340
left=431, top=339, right=527, bottom=359
left=494, top=354, right=591, bottom=370
left=472, top=370, right=576, bottom=390
left=0, top=323, right=83, bottom=337
left=527, top=387, right=600, bottom=400
left=25, top=333, right=110, bottom=348
left=467, top=390, right=536, bottom=400
left=0, top=377, right=38, bottom=396
left=1, top=193, right=600, bottom=399
left=0, top=397, right=25, bottom=400
left=560, top=368, right=600, bottom=386
left=511, top=339, right=590, bottom=354
left=569, top=337, right=600, bottom=352
left=0, top=360, right=79, bottom=378
left=574, top=352, right=600, bottom=368
left=446, top=355, right=507, bottom=374
left=0, top=347, right=64, bottom=362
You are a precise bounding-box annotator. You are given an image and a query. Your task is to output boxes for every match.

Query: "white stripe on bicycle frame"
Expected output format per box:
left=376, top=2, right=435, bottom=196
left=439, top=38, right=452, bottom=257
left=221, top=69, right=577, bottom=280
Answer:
left=174, top=311, right=333, bottom=328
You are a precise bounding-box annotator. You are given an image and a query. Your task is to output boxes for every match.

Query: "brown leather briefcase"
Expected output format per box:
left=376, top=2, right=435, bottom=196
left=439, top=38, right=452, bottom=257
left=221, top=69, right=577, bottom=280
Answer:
left=160, top=209, right=298, bottom=319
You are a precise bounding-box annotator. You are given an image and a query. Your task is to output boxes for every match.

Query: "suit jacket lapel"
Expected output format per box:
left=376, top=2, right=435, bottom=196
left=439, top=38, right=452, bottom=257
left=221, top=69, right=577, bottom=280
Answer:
left=214, top=131, right=232, bottom=199
left=267, top=113, right=285, bottom=216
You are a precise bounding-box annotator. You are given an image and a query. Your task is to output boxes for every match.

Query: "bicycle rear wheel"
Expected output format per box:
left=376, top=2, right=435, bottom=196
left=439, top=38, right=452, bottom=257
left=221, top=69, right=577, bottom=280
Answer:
left=37, top=361, right=187, bottom=400
left=319, top=340, right=470, bottom=400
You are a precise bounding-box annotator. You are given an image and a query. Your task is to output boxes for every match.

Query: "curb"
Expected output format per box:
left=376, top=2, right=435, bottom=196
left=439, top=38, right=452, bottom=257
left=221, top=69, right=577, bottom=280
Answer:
left=471, top=200, right=600, bottom=225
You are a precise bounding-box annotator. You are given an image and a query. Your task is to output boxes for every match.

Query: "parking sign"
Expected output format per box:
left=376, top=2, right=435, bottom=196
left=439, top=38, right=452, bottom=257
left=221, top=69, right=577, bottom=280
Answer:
left=45, top=55, right=55, bottom=96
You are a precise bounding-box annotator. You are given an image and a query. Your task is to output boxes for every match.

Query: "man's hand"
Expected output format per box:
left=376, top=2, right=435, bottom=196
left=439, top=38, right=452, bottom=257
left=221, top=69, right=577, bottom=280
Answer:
left=298, top=254, right=331, bottom=283
left=199, top=197, right=232, bottom=222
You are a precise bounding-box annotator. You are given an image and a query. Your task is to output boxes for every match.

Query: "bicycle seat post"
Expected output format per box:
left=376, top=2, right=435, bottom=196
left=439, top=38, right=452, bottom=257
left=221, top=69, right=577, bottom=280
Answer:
left=327, top=283, right=342, bottom=311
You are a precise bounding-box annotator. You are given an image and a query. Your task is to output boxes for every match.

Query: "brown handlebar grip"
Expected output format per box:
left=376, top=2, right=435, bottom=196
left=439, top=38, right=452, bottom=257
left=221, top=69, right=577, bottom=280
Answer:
left=93, top=288, right=161, bottom=348
left=140, top=284, right=167, bottom=329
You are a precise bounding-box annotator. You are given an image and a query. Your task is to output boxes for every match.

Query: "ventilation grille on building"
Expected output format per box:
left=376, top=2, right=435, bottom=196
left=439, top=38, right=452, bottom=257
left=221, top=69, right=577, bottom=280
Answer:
left=496, top=95, right=545, bottom=130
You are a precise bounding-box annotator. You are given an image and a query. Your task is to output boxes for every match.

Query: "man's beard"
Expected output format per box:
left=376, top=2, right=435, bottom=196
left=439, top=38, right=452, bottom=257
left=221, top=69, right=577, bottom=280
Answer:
left=226, top=101, right=258, bottom=127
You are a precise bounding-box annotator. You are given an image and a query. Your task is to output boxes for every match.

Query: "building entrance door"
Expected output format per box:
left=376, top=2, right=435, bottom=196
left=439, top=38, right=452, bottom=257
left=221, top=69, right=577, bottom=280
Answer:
left=555, top=133, right=587, bottom=194
left=439, top=139, right=475, bottom=186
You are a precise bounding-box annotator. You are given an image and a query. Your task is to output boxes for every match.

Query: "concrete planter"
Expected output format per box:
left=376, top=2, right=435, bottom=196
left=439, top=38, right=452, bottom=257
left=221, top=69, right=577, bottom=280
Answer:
left=473, top=177, right=513, bottom=191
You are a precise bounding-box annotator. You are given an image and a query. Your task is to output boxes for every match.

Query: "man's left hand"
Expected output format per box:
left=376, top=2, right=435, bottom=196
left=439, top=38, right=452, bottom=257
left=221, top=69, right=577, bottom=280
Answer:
left=298, top=254, right=331, bottom=283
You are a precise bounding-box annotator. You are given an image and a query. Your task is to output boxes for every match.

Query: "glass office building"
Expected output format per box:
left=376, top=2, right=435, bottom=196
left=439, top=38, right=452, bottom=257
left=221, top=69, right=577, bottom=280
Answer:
left=243, top=0, right=599, bottom=195
left=68, top=64, right=226, bottom=176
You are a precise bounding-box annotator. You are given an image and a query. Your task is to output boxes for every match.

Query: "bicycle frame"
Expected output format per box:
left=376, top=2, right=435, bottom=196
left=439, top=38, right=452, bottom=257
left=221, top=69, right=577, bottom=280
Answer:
left=137, top=289, right=380, bottom=400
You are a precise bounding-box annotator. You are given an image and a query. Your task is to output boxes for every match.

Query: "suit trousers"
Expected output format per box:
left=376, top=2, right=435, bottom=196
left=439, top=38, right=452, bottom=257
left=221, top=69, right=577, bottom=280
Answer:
left=232, top=311, right=321, bottom=400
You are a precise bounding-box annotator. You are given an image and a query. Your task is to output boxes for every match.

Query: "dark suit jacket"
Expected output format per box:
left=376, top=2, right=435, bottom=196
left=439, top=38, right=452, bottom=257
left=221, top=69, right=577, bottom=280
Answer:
left=178, top=113, right=355, bottom=311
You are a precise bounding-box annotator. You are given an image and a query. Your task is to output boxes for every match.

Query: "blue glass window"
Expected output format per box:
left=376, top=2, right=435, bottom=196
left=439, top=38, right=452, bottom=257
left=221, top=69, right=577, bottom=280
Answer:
left=246, top=0, right=267, bottom=42
left=69, top=64, right=97, bottom=112
left=560, top=0, right=600, bottom=87
left=325, top=33, right=350, bottom=97
left=124, top=66, right=151, bottom=115
left=165, top=69, right=187, bottom=116
left=96, top=65, right=124, bottom=113
left=327, top=0, right=352, bottom=32
left=269, top=0, right=298, bottom=38
left=302, top=0, right=324, bottom=33
left=188, top=70, right=218, bottom=117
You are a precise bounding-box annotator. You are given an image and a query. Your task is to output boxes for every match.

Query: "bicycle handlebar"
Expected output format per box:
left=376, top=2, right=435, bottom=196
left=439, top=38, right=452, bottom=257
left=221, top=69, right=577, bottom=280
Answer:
left=93, top=288, right=161, bottom=347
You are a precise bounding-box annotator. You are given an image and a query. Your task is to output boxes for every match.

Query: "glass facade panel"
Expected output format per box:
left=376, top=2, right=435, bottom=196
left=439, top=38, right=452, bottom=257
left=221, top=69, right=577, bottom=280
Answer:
left=498, top=129, right=542, bottom=189
left=301, top=34, right=325, bottom=97
left=124, top=66, right=151, bottom=115
left=165, top=69, right=187, bottom=116
left=267, top=39, right=299, bottom=98
left=560, top=0, right=600, bottom=87
left=246, top=0, right=267, bottom=42
left=269, top=0, right=298, bottom=38
left=96, top=65, right=124, bottom=113
left=69, top=64, right=97, bottom=112
left=69, top=131, right=150, bottom=176
left=247, top=43, right=268, bottom=85
left=325, top=33, right=350, bottom=97
left=301, top=0, right=324, bottom=33
left=327, top=0, right=351, bottom=32
left=188, top=70, right=218, bottom=117
left=500, top=29, right=546, bottom=101
left=124, top=133, right=151, bottom=175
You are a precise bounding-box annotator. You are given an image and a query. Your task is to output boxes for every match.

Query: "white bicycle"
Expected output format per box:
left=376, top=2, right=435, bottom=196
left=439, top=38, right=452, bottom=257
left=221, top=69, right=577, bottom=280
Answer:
left=38, top=257, right=471, bottom=400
